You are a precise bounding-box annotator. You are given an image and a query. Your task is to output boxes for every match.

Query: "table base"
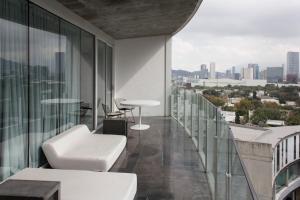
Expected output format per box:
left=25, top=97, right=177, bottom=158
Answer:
left=130, top=124, right=150, bottom=130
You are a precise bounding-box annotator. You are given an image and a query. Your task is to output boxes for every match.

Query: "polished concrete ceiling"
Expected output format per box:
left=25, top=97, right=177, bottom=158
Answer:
left=56, top=0, right=202, bottom=39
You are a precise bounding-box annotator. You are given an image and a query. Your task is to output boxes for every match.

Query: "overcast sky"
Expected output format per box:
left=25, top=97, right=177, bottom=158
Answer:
left=172, top=0, right=300, bottom=72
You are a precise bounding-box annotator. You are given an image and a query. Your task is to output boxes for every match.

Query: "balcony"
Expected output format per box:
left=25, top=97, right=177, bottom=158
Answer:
left=110, top=117, right=212, bottom=199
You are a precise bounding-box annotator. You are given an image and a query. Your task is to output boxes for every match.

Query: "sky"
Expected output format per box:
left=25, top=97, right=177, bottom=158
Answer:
left=172, top=0, right=300, bottom=72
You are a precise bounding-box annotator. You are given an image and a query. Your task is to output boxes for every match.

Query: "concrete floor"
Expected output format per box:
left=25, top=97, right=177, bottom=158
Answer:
left=109, top=117, right=212, bottom=200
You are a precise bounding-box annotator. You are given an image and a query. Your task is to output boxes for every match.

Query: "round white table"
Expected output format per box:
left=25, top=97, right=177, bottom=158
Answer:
left=120, top=100, right=160, bottom=130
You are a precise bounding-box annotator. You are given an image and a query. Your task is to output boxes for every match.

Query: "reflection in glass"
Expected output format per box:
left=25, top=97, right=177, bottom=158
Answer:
left=106, top=45, right=113, bottom=111
left=0, top=0, right=28, bottom=180
left=60, top=20, right=81, bottom=131
left=80, top=30, right=95, bottom=130
left=97, top=40, right=106, bottom=127
left=29, top=4, right=60, bottom=167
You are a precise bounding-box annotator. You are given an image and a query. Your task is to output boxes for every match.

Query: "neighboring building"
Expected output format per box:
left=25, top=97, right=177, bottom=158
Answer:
left=266, top=67, right=284, bottom=83
left=260, top=69, right=267, bottom=80
left=221, top=111, right=235, bottom=122
left=232, top=66, right=236, bottom=75
left=234, top=72, right=241, bottom=80
left=261, top=96, right=280, bottom=104
left=248, top=64, right=259, bottom=79
left=201, top=64, right=207, bottom=71
left=242, top=67, right=254, bottom=80
left=200, top=64, right=208, bottom=79
left=266, top=120, right=285, bottom=127
left=209, top=62, right=216, bottom=79
left=256, top=90, right=265, bottom=98
left=229, top=97, right=242, bottom=104
left=225, top=69, right=232, bottom=79
left=231, top=125, right=300, bottom=200
left=286, top=101, right=297, bottom=107
left=287, top=52, right=299, bottom=82
left=192, top=78, right=268, bottom=87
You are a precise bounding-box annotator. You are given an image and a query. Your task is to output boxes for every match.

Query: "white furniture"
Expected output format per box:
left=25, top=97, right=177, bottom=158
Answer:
left=42, top=125, right=126, bottom=172
left=120, top=100, right=160, bottom=130
left=11, top=168, right=137, bottom=200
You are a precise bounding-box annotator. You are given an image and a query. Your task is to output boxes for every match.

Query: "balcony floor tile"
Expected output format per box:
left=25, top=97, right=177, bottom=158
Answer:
left=109, top=117, right=212, bottom=200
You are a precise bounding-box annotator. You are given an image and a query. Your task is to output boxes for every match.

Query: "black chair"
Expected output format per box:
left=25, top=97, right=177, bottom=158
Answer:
left=102, top=104, right=123, bottom=119
left=114, top=98, right=135, bottom=123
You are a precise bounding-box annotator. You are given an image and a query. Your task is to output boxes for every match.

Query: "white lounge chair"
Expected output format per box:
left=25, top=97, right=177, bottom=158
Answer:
left=42, top=125, right=126, bottom=171
left=10, top=168, right=137, bottom=200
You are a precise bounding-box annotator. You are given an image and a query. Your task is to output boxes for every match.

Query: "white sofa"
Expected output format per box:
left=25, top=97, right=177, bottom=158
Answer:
left=10, top=168, right=137, bottom=200
left=42, top=125, right=126, bottom=171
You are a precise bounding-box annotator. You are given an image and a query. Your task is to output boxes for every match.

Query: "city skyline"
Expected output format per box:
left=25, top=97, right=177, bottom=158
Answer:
left=172, top=0, right=300, bottom=72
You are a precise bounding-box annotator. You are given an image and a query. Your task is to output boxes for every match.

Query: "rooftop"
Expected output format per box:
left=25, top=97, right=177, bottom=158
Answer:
left=230, top=124, right=300, bottom=147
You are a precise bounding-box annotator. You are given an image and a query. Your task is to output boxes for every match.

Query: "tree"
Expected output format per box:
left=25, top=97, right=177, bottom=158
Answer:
left=253, top=91, right=257, bottom=99
left=205, top=95, right=225, bottom=107
left=235, top=99, right=255, bottom=111
left=250, top=108, right=282, bottom=126
left=287, top=110, right=300, bottom=125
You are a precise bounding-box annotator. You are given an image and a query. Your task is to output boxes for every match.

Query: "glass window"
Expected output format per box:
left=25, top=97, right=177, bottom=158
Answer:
left=59, top=20, right=81, bottom=132
left=80, top=30, right=95, bottom=130
left=105, top=45, right=113, bottom=111
left=97, top=40, right=106, bottom=128
left=0, top=0, right=28, bottom=180
left=29, top=3, right=60, bottom=167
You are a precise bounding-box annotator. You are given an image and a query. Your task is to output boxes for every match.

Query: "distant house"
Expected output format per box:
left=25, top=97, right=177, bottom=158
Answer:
left=221, top=111, right=236, bottom=123
left=229, top=97, right=242, bottom=104
left=266, top=120, right=285, bottom=127
left=256, top=90, right=265, bottom=98
left=260, top=96, right=280, bottom=104
left=286, top=101, right=296, bottom=107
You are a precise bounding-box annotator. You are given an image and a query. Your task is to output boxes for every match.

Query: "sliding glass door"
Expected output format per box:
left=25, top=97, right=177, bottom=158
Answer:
left=59, top=20, right=81, bottom=132
left=106, top=45, right=113, bottom=111
left=97, top=40, right=106, bottom=128
left=80, top=31, right=95, bottom=130
left=0, top=0, right=112, bottom=180
left=0, top=0, right=28, bottom=179
left=96, top=41, right=113, bottom=128
left=29, top=4, right=60, bottom=167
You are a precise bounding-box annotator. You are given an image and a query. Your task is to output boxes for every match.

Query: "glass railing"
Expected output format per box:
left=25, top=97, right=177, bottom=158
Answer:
left=170, top=86, right=258, bottom=200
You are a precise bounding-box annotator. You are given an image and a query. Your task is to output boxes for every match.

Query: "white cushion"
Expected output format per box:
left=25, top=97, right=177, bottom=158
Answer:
left=42, top=125, right=127, bottom=171
left=10, top=168, right=137, bottom=200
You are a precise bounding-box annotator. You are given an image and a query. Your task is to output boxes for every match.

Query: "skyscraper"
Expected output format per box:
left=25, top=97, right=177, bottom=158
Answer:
left=232, top=66, right=236, bottom=75
left=248, top=64, right=259, bottom=79
left=242, top=67, right=254, bottom=80
left=210, top=62, right=216, bottom=79
left=266, top=67, right=284, bottom=83
left=287, top=52, right=299, bottom=83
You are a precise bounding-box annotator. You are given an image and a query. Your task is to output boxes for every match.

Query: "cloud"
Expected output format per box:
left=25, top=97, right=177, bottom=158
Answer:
left=173, top=0, right=300, bottom=72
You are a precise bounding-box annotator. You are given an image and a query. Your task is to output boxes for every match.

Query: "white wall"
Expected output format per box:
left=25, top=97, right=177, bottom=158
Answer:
left=114, top=36, right=172, bottom=116
left=236, top=140, right=273, bottom=200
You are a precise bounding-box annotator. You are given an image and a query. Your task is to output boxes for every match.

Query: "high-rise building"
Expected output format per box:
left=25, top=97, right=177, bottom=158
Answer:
left=287, top=52, right=299, bottom=82
left=200, top=64, right=207, bottom=71
left=209, top=62, right=216, bottom=79
left=259, top=69, right=267, bottom=80
left=199, top=64, right=208, bottom=79
left=232, top=66, right=236, bottom=75
left=225, top=69, right=231, bottom=79
left=242, top=67, right=254, bottom=80
left=248, top=64, right=259, bottom=79
left=266, top=67, right=284, bottom=83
